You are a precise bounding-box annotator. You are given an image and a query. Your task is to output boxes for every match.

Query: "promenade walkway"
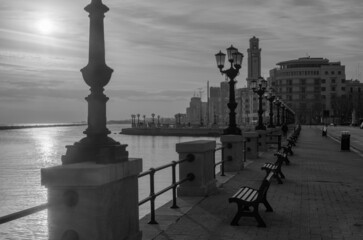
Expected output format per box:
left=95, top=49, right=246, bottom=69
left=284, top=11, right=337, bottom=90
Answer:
left=141, top=126, right=363, bottom=240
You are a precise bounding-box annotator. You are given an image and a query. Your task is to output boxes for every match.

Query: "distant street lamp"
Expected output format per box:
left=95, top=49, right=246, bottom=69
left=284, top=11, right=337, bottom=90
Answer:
left=137, top=114, right=140, bottom=127
left=251, top=77, right=267, bottom=130
left=265, top=90, right=275, bottom=128
left=215, top=45, right=244, bottom=135
left=131, top=114, right=136, bottom=127
left=157, top=115, right=160, bottom=127
left=151, top=113, right=155, bottom=126
left=143, top=115, right=146, bottom=126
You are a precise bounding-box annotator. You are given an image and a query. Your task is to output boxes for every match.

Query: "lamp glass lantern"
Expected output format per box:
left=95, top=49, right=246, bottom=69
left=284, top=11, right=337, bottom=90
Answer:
left=226, top=45, right=238, bottom=62
left=251, top=79, right=257, bottom=90
left=233, top=52, right=243, bottom=68
left=259, top=77, right=267, bottom=89
left=215, top=51, right=226, bottom=70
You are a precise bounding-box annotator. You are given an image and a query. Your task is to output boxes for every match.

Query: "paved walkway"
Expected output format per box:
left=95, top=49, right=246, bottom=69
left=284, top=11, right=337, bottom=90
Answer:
left=141, top=126, right=363, bottom=240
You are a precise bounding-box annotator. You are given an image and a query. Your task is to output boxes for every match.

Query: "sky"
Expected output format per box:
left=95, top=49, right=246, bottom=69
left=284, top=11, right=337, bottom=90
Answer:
left=0, top=0, right=362, bottom=124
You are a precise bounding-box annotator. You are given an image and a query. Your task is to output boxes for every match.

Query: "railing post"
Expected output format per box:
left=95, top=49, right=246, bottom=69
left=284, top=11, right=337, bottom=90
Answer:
left=243, top=140, right=247, bottom=162
left=220, top=135, right=244, bottom=172
left=176, top=140, right=217, bottom=197
left=148, top=168, right=157, bottom=224
left=170, top=161, right=179, bottom=209
left=220, top=147, right=225, bottom=176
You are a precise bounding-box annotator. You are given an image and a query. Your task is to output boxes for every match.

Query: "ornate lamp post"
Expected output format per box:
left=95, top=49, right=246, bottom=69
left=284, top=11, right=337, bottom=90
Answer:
left=251, top=77, right=267, bottom=130
left=143, top=115, right=146, bottom=126
left=157, top=115, right=160, bottom=127
left=151, top=113, right=155, bottom=126
left=274, top=98, right=281, bottom=126
left=265, top=89, right=275, bottom=128
left=281, top=104, right=286, bottom=125
left=215, top=45, right=244, bottom=135
left=61, top=0, right=128, bottom=164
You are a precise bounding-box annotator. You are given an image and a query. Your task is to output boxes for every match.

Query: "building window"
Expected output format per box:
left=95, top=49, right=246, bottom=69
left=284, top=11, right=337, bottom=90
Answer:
left=321, top=87, right=326, bottom=91
left=314, top=79, right=320, bottom=85
left=287, top=79, right=292, bottom=85
left=331, top=78, right=336, bottom=83
left=300, top=79, right=306, bottom=85
left=342, top=87, right=345, bottom=91
left=314, top=86, right=320, bottom=92
left=342, top=79, right=345, bottom=83
left=288, top=87, right=292, bottom=93
left=300, top=94, right=306, bottom=100
left=331, top=86, right=336, bottom=91
left=301, top=87, right=306, bottom=93
left=338, top=71, right=341, bottom=75
left=322, top=95, right=326, bottom=100
left=321, top=79, right=326, bottom=83
left=287, top=95, right=292, bottom=101
left=331, top=71, right=335, bottom=75
left=325, top=71, right=328, bottom=75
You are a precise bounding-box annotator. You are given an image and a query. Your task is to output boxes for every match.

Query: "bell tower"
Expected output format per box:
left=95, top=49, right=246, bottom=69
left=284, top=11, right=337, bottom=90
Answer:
left=246, top=36, right=261, bottom=87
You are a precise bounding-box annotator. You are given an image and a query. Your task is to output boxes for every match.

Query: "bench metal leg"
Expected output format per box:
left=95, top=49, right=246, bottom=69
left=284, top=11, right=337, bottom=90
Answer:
left=278, top=170, right=285, bottom=179
left=230, top=203, right=245, bottom=226
left=253, top=205, right=266, bottom=228
left=262, top=198, right=273, bottom=212
left=274, top=174, right=283, bottom=184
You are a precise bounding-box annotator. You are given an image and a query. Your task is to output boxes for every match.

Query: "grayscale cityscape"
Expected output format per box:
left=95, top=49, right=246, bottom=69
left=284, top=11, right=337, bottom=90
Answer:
left=0, top=0, right=362, bottom=240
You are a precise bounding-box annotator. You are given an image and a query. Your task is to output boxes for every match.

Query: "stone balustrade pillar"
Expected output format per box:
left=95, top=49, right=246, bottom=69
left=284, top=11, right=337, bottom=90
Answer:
left=244, top=132, right=259, bottom=159
left=220, top=135, right=245, bottom=172
left=41, top=159, right=142, bottom=240
left=176, top=140, right=217, bottom=197
left=256, top=130, right=268, bottom=151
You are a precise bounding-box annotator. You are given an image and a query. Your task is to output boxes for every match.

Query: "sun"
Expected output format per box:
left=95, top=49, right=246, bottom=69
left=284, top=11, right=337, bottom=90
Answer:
left=36, top=19, right=55, bottom=35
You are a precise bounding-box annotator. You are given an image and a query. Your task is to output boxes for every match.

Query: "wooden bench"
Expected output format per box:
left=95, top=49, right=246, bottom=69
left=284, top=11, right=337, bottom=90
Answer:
left=281, top=144, right=293, bottom=158
left=261, top=153, right=286, bottom=184
left=228, top=172, right=274, bottom=227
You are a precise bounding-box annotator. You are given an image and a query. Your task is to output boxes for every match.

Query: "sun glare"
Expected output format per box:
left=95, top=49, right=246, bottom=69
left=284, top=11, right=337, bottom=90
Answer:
left=36, top=19, right=55, bottom=35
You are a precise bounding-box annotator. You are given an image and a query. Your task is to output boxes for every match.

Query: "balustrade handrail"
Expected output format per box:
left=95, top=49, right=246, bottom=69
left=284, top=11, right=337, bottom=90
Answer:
left=0, top=190, right=78, bottom=225
left=138, top=154, right=195, bottom=224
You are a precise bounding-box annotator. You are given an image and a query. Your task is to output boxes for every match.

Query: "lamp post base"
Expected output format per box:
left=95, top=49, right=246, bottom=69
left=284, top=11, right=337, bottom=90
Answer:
left=223, top=126, right=242, bottom=135
left=255, top=125, right=266, bottom=131
left=62, top=136, right=129, bottom=164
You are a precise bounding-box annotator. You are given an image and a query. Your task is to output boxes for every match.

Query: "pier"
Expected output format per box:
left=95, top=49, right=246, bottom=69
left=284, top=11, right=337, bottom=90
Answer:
left=140, top=126, right=363, bottom=240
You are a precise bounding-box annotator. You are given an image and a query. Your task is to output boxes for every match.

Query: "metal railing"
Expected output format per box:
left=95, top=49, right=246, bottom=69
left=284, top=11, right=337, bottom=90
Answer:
left=214, top=143, right=232, bottom=177
left=0, top=190, right=78, bottom=225
left=138, top=154, right=195, bottom=224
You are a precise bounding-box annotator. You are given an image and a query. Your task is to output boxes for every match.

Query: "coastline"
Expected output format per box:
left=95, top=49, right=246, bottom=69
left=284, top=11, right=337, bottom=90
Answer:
left=121, top=127, right=224, bottom=137
left=0, top=123, right=87, bottom=130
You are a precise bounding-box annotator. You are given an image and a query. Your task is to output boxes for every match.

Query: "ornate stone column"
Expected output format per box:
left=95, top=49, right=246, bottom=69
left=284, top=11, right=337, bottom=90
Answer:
left=61, top=0, right=128, bottom=164
left=41, top=1, right=142, bottom=239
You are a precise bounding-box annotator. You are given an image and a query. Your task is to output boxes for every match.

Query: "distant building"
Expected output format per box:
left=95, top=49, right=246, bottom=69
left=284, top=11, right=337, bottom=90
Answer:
left=269, top=57, right=346, bottom=124
left=185, top=96, right=207, bottom=126
left=345, top=79, right=363, bottom=124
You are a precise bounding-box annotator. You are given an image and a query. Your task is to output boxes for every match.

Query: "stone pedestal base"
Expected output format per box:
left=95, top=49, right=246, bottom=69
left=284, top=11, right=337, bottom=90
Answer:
left=41, top=158, right=142, bottom=240
left=220, top=135, right=244, bottom=172
left=244, top=132, right=259, bottom=159
left=176, top=140, right=217, bottom=197
left=256, top=130, right=267, bottom=151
